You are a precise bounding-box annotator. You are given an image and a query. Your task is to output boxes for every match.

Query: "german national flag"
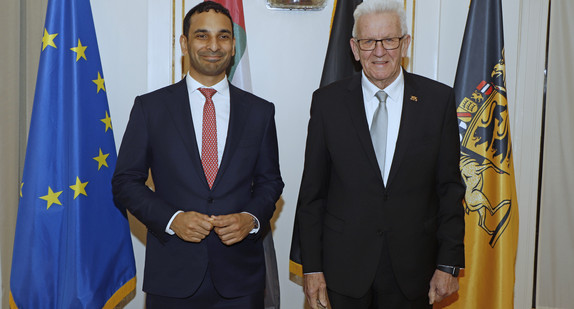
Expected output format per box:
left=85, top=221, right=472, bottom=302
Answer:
left=319, top=0, right=363, bottom=87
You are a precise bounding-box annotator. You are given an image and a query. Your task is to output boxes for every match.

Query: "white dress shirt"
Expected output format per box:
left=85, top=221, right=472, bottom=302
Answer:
left=361, top=70, right=404, bottom=184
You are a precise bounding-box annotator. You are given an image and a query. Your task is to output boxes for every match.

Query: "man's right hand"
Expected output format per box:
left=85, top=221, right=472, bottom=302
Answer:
left=304, top=273, right=329, bottom=309
left=170, top=211, right=213, bottom=242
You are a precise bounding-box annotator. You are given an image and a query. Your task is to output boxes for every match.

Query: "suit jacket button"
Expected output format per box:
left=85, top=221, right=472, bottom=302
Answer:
left=207, top=198, right=213, bottom=204
left=383, top=193, right=388, bottom=201
left=377, top=230, right=383, bottom=236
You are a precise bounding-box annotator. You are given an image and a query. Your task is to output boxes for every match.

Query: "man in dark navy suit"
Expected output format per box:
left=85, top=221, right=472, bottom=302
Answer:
left=295, top=0, right=465, bottom=308
left=112, top=2, right=283, bottom=308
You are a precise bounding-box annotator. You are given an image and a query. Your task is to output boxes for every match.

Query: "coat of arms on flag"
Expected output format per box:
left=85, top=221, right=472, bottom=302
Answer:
left=457, top=48, right=513, bottom=248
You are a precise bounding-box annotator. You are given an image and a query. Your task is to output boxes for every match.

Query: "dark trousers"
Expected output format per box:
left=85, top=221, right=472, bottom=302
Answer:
left=146, top=268, right=264, bottom=309
left=328, top=238, right=432, bottom=309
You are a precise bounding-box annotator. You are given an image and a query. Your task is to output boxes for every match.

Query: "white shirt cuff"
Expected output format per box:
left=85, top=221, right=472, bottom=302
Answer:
left=165, top=210, right=184, bottom=235
left=241, top=212, right=260, bottom=234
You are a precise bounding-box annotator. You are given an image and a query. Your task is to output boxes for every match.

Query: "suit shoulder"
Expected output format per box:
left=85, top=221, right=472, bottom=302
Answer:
left=136, top=80, right=186, bottom=102
left=313, top=75, right=359, bottom=97
left=310, top=75, right=360, bottom=111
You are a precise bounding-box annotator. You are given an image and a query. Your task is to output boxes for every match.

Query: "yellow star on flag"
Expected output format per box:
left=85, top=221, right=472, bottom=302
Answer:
left=42, top=29, right=58, bottom=51
left=93, top=148, right=110, bottom=170
left=92, top=72, right=106, bottom=93
left=100, top=110, right=113, bottom=132
left=20, top=182, right=24, bottom=198
left=70, top=39, right=87, bottom=61
left=69, top=177, right=88, bottom=199
left=39, top=187, right=63, bottom=209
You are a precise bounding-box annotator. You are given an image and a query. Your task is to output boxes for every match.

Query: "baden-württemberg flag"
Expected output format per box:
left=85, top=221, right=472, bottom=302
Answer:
left=438, top=0, right=519, bottom=308
left=10, top=0, right=136, bottom=308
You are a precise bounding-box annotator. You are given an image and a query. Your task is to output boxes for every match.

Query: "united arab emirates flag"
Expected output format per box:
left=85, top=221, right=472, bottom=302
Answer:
left=211, top=0, right=251, bottom=90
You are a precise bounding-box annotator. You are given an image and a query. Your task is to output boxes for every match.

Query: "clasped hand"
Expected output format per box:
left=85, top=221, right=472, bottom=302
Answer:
left=170, top=211, right=254, bottom=245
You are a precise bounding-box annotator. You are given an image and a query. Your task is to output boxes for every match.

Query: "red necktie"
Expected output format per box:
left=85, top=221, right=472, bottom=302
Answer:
left=199, top=87, right=218, bottom=189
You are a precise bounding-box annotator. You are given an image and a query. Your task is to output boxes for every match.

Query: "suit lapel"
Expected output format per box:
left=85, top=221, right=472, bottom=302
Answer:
left=387, top=71, right=418, bottom=187
left=212, top=84, right=251, bottom=189
left=345, top=75, right=385, bottom=183
left=164, top=79, right=209, bottom=189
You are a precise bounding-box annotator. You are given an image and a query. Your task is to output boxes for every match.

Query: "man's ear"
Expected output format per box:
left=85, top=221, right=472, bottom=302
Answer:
left=401, top=34, right=411, bottom=58
left=350, top=38, right=360, bottom=61
left=179, top=34, right=188, bottom=55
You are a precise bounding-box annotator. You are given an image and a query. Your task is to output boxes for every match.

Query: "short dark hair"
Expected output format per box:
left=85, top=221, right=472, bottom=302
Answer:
left=183, top=1, right=234, bottom=38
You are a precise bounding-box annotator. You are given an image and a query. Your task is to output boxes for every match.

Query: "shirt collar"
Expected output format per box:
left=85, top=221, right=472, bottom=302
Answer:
left=361, top=69, right=404, bottom=103
left=185, top=73, right=230, bottom=97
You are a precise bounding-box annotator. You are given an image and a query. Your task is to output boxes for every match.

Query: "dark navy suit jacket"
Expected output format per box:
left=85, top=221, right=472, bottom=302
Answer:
left=112, top=79, right=283, bottom=298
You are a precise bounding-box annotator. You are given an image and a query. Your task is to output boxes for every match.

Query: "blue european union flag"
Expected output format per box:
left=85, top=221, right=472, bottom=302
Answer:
left=10, top=0, right=136, bottom=308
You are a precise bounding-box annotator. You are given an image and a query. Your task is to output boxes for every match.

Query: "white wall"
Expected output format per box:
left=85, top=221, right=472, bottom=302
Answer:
left=91, top=1, right=149, bottom=308
left=91, top=0, right=546, bottom=308
left=244, top=3, right=335, bottom=309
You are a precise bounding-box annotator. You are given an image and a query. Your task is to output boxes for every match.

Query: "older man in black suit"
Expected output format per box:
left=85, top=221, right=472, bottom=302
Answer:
left=296, top=0, right=465, bottom=308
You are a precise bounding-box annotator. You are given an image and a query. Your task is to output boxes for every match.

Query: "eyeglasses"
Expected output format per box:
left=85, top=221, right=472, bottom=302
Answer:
left=354, top=36, right=406, bottom=51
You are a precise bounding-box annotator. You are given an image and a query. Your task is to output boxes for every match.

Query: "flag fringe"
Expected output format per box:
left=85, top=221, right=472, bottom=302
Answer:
left=9, top=291, right=17, bottom=309
left=10, top=277, right=136, bottom=309
left=103, top=276, right=137, bottom=309
left=289, top=260, right=304, bottom=286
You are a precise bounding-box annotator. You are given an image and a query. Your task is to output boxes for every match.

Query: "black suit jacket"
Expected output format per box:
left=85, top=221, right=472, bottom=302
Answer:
left=112, top=79, right=284, bottom=298
left=296, top=71, right=465, bottom=299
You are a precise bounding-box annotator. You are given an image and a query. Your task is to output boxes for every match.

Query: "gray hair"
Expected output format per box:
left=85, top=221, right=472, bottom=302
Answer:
left=352, top=0, right=408, bottom=37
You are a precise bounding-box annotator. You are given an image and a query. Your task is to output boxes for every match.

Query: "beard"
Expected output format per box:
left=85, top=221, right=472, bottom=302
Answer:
left=191, top=50, right=233, bottom=77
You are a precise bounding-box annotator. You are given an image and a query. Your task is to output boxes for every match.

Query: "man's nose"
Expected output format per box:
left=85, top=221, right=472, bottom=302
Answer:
left=207, top=37, right=219, bottom=51
left=372, top=41, right=387, bottom=56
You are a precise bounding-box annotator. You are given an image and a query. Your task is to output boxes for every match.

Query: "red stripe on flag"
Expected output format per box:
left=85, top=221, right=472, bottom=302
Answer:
left=477, top=81, right=493, bottom=95
left=210, top=0, right=246, bottom=29
left=477, top=80, right=487, bottom=91
left=484, top=85, right=493, bottom=95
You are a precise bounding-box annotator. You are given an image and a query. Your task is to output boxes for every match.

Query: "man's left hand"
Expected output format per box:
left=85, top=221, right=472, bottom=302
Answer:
left=428, top=269, right=459, bottom=304
left=211, top=213, right=254, bottom=245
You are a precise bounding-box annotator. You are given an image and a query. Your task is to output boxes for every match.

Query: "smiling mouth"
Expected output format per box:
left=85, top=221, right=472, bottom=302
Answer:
left=200, top=51, right=224, bottom=62
left=203, top=56, right=222, bottom=63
